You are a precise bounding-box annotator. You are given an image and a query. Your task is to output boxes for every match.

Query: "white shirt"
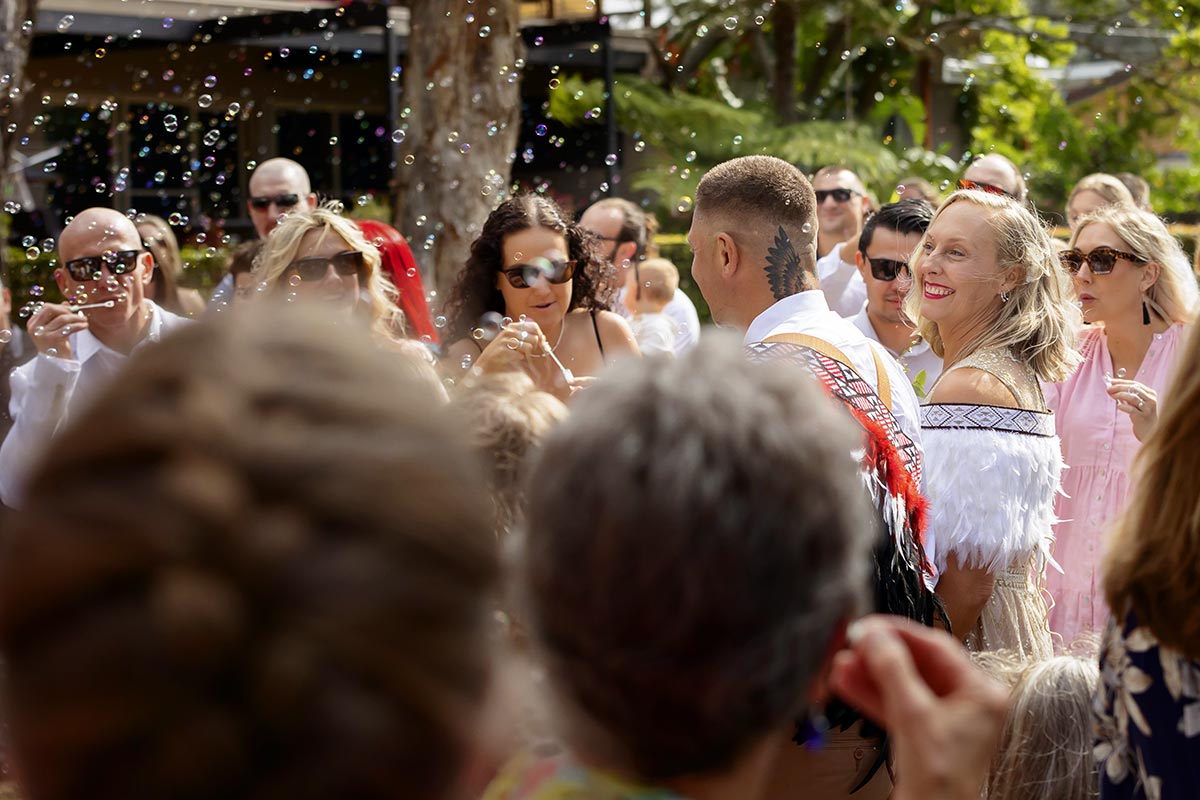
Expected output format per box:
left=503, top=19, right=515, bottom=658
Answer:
left=743, top=291, right=923, bottom=453
left=0, top=302, right=192, bottom=507
left=617, top=287, right=700, bottom=354
left=629, top=312, right=678, bottom=358
left=746, top=291, right=932, bottom=586
left=851, top=304, right=944, bottom=395
left=816, top=241, right=867, bottom=318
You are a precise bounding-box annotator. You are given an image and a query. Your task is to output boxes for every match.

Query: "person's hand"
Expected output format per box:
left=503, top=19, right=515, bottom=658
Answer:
left=1106, top=378, right=1157, bottom=442
left=472, top=321, right=548, bottom=375
left=567, top=375, right=598, bottom=397
left=27, top=303, right=87, bottom=360
left=830, top=615, right=1009, bottom=800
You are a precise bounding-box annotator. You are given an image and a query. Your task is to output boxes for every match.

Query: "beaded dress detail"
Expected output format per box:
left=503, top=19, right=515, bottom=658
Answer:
left=921, top=348, right=1060, bottom=660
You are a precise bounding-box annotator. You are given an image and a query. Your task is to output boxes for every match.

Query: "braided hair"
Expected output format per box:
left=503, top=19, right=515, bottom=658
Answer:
left=0, top=307, right=499, bottom=800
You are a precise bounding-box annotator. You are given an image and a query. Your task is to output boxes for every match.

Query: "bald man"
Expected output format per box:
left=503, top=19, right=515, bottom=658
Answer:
left=0, top=208, right=191, bottom=507
left=247, top=158, right=318, bottom=239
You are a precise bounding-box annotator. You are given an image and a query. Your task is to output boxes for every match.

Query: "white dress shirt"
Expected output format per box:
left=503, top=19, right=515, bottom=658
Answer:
left=743, top=291, right=923, bottom=452
left=851, top=303, right=944, bottom=394
left=816, top=241, right=867, bottom=318
left=0, top=301, right=191, bottom=507
left=616, top=287, right=700, bottom=354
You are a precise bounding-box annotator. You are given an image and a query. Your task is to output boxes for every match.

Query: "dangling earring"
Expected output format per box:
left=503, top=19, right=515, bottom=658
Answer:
left=1000, top=290, right=1010, bottom=304
left=1143, top=296, right=1151, bottom=325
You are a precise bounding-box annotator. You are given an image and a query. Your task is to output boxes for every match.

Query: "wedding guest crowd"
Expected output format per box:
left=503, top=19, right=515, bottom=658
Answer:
left=1, top=145, right=1198, bottom=800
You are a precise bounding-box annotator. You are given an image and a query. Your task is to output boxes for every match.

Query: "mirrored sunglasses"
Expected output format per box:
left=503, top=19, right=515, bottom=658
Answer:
left=64, top=249, right=143, bottom=282
left=500, top=259, right=576, bottom=289
left=957, top=179, right=1012, bottom=198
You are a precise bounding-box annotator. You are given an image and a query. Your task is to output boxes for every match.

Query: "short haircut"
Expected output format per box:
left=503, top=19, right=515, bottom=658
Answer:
left=695, top=156, right=819, bottom=288
left=812, top=165, right=867, bottom=196
left=522, top=334, right=874, bottom=781
left=588, top=197, right=649, bottom=260
left=634, top=257, right=679, bottom=305
left=0, top=306, right=499, bottom=800
left=858, top=199, right=934, bottom=260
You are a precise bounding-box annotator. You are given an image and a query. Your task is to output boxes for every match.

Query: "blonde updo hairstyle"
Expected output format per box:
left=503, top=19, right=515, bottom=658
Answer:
left=1070, top=205, right=1198, bottom=325
left=906, top=190, right=1081, bottom=382
left=251, top=202, right=406, bottom=343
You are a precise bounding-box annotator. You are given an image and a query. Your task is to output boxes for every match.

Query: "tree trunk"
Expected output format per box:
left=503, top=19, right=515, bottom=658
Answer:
left=393, top=0, right=523, bottom=297
left=771, top=0, right=797, bottom=123
left=0, top=0, right=37, bottom=281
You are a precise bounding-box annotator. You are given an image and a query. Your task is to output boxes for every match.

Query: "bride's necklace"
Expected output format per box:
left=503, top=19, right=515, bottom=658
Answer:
left=529, top=319, right=566, bottom=358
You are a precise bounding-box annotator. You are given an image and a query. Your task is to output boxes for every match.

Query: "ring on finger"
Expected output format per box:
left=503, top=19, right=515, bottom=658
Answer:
left=1138, top=399, right=1145, bottom=410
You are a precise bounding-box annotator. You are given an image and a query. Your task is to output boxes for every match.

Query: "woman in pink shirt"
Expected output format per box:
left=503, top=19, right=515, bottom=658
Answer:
left=1045, top=205, right=1198, bottom=650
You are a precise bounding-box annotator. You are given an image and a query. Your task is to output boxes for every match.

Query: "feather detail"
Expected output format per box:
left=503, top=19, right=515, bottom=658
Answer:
left=922, top=426, right=1063, bottom=575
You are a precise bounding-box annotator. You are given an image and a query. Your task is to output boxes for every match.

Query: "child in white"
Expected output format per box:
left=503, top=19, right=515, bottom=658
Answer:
left=623, top=257, right=681, bottom=358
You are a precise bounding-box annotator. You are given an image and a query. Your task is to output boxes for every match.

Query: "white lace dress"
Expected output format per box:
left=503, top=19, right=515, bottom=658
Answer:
left=921, top=350, right=1061, bottom=660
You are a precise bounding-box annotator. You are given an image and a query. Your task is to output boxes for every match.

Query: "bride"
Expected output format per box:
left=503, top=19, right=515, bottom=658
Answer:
left=908, top=189, right=1080, bottom=658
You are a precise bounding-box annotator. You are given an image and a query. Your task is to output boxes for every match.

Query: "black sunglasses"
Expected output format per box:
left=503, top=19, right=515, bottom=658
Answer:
left=1059, top=246, right=1146, bottom=276
left=64, top=249, right=144, bottom=282
left=957, top=179, right=1012, bottom=198
left=500, top=259, right=576, bottom=289
left=815, top=188, right=861, bottom=204
left=250, top=193, right=301, bottom=210
left=284, top=250, right=365, bottom=281
left=868, top=257, right=911, bottom=282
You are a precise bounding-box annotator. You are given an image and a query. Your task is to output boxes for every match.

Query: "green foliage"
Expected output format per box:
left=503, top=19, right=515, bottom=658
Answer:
left=550, top=75, right=958, bottom=223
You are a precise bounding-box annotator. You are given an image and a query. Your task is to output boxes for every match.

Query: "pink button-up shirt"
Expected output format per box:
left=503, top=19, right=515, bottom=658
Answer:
left=1043, top=323, right=1188, bottom=648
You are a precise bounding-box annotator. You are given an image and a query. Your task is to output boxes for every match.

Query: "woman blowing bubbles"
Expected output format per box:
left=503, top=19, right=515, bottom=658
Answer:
left=908, top=189, right=1080, bottom=660
left=441, top=195, right=639, bottom=399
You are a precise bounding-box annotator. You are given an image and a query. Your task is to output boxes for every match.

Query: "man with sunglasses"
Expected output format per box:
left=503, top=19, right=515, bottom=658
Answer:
left=0, top=207, right=190, bottom=507
left=579, top=197, right=700, bottom=354
left=960, top=154, right=1028, bottom=207
left=851, top=200, right=942, bottom=393
left=812, top=166, right=874, bottom=316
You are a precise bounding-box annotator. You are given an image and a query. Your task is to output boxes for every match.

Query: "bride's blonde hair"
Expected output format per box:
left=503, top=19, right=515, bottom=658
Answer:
left=904, top=190, right=1081, bottom=382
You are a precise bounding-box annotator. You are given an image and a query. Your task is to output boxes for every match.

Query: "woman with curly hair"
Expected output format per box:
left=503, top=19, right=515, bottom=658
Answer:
left=442, top=194, right=639, bottom=399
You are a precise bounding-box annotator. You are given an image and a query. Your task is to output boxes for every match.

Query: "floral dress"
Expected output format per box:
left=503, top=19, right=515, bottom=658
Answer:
left=1094, top=612, right=1200, bottom=799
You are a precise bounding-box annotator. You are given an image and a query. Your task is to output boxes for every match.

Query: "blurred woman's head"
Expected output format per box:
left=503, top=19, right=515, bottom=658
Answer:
left=252, top=202, right=406, bottom=342
left=1066, top=205, right=1198, bottom=327
left=981, top=655, right=1099, bottom=800
left=0, top=307, right=499, bottom=800
left=443, top=194, right=614, bottom=345
left=137, top=213, right=203, bottom=317
left=520, top=335, right=873, bottom=783
left=907, top=189, right=1080, bottom=381
left=1066, top=173, right=1135, bottom=231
